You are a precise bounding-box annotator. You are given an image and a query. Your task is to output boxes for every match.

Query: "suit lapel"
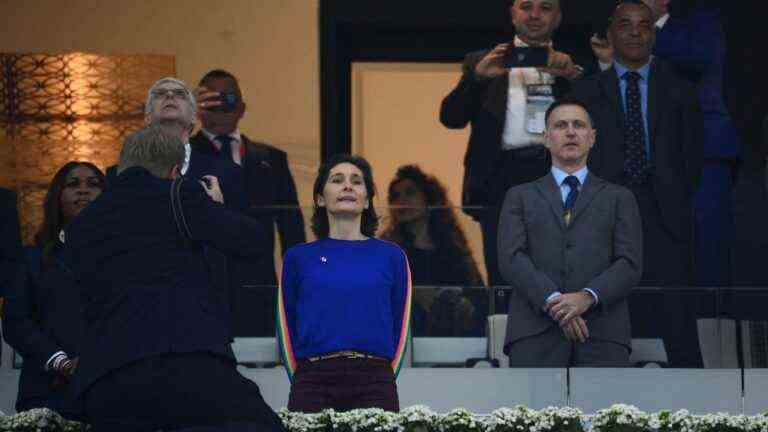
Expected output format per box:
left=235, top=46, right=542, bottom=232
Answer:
left=647, top=59, right=660, bottom=160
left=600, top=68, right=625, bottom=136
left=190, top=131, right=217, bottom=155
left=484, top=73, right=509, bottom=121
left=572, top=173, right=606, bottom=223
left=535, top=175, right=566, bottom=231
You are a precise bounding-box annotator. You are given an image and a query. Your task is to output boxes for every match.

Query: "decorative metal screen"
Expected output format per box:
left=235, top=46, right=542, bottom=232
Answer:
left=0, top=52, right=175, bottom=243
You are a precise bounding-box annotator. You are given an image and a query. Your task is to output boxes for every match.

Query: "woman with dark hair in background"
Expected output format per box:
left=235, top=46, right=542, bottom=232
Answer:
left=381, top=165, right=486, bottom=337
left=277, top=154, right=411, bottom=412
left=4, top=161, right=105, bottom=418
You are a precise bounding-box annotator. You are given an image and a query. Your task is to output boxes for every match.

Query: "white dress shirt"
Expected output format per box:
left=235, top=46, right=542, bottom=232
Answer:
left=500, top=37, right=554, bottom=150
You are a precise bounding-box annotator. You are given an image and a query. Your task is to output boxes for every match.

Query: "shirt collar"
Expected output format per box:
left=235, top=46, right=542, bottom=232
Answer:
left=655, top=13, right=670, bottom=29
left=201, top=128, right=242, bottom=147
left=613, top=58, right=652, bottom=82
left=551, top=165, right=589, bottom=186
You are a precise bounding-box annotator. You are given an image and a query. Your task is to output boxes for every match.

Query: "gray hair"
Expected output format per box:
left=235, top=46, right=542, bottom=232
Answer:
left=118, top=126, right=185, bottom=178
left=144, top=77, right=197, bottom=128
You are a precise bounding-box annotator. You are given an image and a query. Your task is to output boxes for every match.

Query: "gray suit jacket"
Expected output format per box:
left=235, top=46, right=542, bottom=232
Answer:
left=498, top=173, right=642, bottom=353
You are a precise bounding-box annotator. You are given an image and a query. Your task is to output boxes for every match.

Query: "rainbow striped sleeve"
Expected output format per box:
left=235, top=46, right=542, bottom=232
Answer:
left=390, top=246, right=413, bottom=377
left=277, top=253, right=298, bottom=381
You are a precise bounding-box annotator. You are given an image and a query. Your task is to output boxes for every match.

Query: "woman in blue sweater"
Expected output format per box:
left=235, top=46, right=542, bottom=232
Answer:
left=277, top=154, right=411, bottom=413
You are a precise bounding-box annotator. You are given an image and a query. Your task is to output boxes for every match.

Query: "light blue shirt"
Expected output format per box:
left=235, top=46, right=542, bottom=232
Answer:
left=614, top=59, right=652, bottom=159
left=545, top=165, right=598, bottom=309
left=551, top=166, right=589, bottom=204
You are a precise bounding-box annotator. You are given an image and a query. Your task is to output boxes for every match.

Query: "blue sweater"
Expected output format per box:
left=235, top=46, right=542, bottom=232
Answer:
left=277, top=237, right=411, bottom=379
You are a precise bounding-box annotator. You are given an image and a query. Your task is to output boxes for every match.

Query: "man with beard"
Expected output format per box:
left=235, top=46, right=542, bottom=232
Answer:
left=440, top=0, right=594, bottom=289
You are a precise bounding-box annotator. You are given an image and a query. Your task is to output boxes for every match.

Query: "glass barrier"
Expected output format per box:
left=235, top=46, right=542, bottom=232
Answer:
left=3, top=203, right=767, bottom=373
left=719, top=287, right=768, bottom=369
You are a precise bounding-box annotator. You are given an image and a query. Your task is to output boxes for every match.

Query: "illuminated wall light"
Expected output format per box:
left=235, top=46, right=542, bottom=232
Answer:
left=0, top=52, right=175, bottom=243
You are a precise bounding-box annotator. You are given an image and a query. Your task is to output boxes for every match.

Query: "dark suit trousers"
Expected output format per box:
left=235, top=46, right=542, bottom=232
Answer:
left=506, top=326, right=630, bottom=367
left=481, top=146, right=550, bottom=295
left=84, top=353, right=285, bottom=432
left=629, top=184, right=704, bottom=368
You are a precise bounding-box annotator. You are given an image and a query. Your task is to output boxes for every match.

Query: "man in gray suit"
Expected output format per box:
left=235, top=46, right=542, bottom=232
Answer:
left=499, top=97, right=642, bottom=367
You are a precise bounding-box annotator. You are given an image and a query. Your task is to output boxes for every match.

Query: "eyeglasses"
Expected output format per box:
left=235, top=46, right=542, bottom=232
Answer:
left=151, top=88, right=189, bottom=99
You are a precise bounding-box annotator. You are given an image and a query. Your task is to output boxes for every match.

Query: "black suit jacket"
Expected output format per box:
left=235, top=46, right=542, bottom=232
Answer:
left=568, top=59, right=703, bottom=239
left=0, top=188, right=23, bottom=360
left=4, top=247, right=84, bottom=407
left=0, top=188, right=22, bottom=297
left=440, top=47, right=596, bottom=218
left=62, top=167, right=270, bottom=395
left=190, top=132, right=306, bottom=286
left=499, top=174, right=642, bottom=351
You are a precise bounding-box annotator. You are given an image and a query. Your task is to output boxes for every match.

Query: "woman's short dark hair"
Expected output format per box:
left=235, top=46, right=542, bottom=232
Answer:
left=311, top=154, right=379, bottom=238
left=36, top=161, right=105, bottom=248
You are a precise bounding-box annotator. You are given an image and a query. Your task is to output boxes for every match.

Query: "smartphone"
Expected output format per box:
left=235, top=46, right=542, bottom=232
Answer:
left=208, top=91, right=239, bottom=113
left=503, top=46, right=549, bottom=68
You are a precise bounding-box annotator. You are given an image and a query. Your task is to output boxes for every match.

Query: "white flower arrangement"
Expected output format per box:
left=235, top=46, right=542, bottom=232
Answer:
left=330, top=408, right=400, bottom=432
left=2, top=405, right=767, bottom=432
left=588, top=404, right=651, bottom=432
left=485, top=406, right=539, bottom=432
left=400, top=405, right=440, bottom=432
left=652, top=409, right=696, bottom=432
left=0, top=408, right=86, bottom=432
left=438, top=408, right=482, bottom=432
left=536, top=406, right=585, bottom=432
left=693, top=412, right=763, bottom=432
left=278, top=408, right=331, bottom=432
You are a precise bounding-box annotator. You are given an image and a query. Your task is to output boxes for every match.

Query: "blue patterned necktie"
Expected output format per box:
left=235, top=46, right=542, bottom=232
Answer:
left=622, top=71, right=649, bottom=186
left=216, top=134, right=234, bottom=163
left=563, top=175, right=580, bottom=226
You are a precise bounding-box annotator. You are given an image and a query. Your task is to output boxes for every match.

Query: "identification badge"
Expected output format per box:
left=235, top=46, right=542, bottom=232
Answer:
left=525, top=84, right=555, bottom=135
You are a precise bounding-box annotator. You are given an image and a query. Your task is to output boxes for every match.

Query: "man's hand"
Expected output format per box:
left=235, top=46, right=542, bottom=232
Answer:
left=562, top=316, right=590, bottom=343
left=194, top=86, right=222, bottom=114
left=545, top=291, right=595, bottom=325
left=590, top=34, right=614, bottom=64
left=474, top=43, right=511, bottom=81
left=200, top=175, right=224, bottom=204
left=538, top=48, right=583, bottom=80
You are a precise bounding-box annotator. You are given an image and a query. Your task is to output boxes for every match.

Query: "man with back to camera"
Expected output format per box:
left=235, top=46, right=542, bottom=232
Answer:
left=499, top=97, right=642, bottom=367
left=568, top=0, right=704, bottom=367
left=62, top=126, right=285, bottom=431
left=193, top=69, right=306, bottom=337
left=440, top=0, right=594, bottom=289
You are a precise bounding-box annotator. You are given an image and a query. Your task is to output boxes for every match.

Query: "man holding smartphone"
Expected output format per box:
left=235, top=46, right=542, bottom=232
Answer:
left=440, top=0, right=593, bottom=290
left=193, top=70, right=306, bottom=338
